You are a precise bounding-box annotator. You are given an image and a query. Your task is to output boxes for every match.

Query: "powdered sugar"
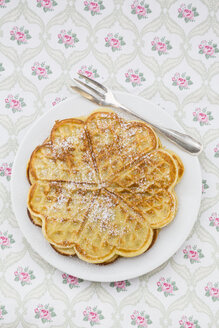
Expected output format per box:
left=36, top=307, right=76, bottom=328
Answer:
left=89, top=194, right=115, bottom=228
left=86, top=192, right=130, bottom=236
left=56, top=194, right=68, bottom=207
left=52, top=137, right=76, bottom=155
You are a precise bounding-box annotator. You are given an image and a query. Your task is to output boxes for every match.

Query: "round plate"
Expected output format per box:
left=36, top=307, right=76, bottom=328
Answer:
left=11, top=92, right=202, bottom=282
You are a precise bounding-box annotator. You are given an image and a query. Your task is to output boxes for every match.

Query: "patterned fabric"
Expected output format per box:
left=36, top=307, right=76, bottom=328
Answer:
left=0, top=1, right=219, bottom=327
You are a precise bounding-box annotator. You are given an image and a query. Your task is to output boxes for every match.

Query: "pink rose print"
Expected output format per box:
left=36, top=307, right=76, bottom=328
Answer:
left=130, top=74, right=141, bottom=84
left=183, top=9, right=194, bottom=19
left=172, top=72, right=193, bottom=90
left=105, top=33, right=126, bottom=52
left=110, top=38, right=120, bottom=48
left=210, top=287, right=219, bottom=298
left=178, top=3, right=199, bottom=22
left=84, top=70, right=93, bottom=78
left=16, top=32, right=25, bottom=42
left=179, top=315, right=200, bottom=328
left=202, top=179, right=209, bottom=194
left=110, top=280, right=131, bottom=292
left=62, top=273, right=83, bottom=288
left=130, top=310, right=152, bottom=327
left=57, top=29, right=79, bottom=49
left=0, top=163, right=13, bottom=181
left=209, top=212, right=219, bottom=232
left=186, top=324, right=195, bottom=328
left=13, top=31, right=25, bottom=42
left=198, top=40, right=219, bottom=59
left=177, top=78, right=188, bottom=88
left=5, top=167, right=11, bottom=176
left=88, top=312, right=99, bottom=322
left=157, top=277, right=178, bottom=296
left=10, top=99, right=20, bottom=109
left=14, top=266, right=35, bottom=286
left=5, top=94, right=26, bottom=113
left=188, top=250, right=199, bottom=260
left=213, top=144, right=219, bottom=158
left=37, top=67, right=47, bottom=76
left=0, top=0, right=10, bottom=8
left=183, top=245, right=204, bottom=263
left=0, top=231, right=15, bottom=249
left=205, top=282, right=219, bottom=302
left=31, top=62, right=52, bottom=80
left=64, top=35, right=73, bottom=45
left=192, top=107, right=213, bottom=126
left=162, top=282, right=173, bottom=293
left=89, top=2, right=99, bottom=12
left=131, top=0, right=152, bottom=20
left=203, top=45, right=214, bottom=56
left=84, top=1, right=105, bottom=16
left=40, top=309, right=51, bottom=321
left=10, top=26, right=31, bottom=45
left=125, top=69, right=146, bottom=87
left=136, top=316, right=147, bottom=327
left=78, top=65, right=100, bottom=81
left=83, top=306, right=104, bottom=326
left=0, top=306, right=7, bottom=320
left=114, top=281, right=126, bottom=289
left=151, top=36, right=172, bottom=55
left=198, top=112, right=208, bottom=122
left=0, top=236, right=9, bottom=247
left=156, top=42, right=166, bottom=52
left=136, top=6, right=146, bottom=16
left=36, top=0, right=57, bottom=12
left=52, top=96, right=67, bottom=107
left=34, top=304, right=56, bottom=323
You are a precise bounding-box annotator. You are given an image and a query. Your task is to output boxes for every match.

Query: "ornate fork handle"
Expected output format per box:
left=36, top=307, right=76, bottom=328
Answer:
left=115, top=104, right=203, bottom=155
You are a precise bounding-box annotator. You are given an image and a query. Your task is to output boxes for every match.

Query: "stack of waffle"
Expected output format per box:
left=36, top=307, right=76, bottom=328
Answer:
left=27, top=110, right=184, bottom=264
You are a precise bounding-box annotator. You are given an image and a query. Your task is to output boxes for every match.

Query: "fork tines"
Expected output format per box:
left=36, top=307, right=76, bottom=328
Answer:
left=77, top=73, right=107, bottom=92
left=73, top=76, right=104, bottom=99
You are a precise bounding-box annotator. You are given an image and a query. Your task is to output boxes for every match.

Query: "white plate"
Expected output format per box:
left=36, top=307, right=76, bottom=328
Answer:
left=11, top=92, right=202, bottom=282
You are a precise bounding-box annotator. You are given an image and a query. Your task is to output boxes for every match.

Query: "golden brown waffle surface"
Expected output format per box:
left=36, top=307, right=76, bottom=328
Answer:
left=27, top=110, right=184, bottom=264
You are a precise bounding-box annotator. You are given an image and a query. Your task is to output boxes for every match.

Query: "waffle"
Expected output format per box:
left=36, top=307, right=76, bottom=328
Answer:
left=27, top=109, right=184, bottom=264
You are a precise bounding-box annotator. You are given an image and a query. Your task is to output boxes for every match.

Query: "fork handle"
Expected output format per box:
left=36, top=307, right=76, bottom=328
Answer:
left=116, top=105, right=203, bottom=155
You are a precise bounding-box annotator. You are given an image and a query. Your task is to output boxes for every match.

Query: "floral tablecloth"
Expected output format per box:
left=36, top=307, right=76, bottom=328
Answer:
left=0, top=0, right=219, bottom=327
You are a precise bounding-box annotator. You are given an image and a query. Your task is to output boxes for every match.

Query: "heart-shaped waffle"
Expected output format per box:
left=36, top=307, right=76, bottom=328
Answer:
left=27, top=110, right=184, bottom=264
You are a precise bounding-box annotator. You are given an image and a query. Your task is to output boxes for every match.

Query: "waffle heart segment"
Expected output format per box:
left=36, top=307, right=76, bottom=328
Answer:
left=28, top=119, right=98, bottom=184
left=86, top=111, right=159, bottom=182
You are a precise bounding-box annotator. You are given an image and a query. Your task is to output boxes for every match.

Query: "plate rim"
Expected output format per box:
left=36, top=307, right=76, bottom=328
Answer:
left=11, top=92, right=202, bottom=282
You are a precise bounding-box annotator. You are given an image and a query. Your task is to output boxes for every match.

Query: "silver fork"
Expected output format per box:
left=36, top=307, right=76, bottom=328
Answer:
left=71, top=73, right=203, bottom=155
